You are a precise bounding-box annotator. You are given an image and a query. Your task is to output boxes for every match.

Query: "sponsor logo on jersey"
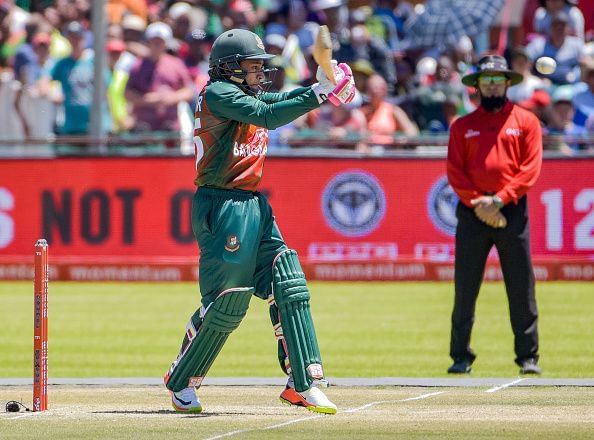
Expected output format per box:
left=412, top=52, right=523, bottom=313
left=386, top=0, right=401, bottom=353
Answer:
left=322, top=170, right=386, bottom=237
left=464, top=129, right=480, bottom=138
left=233, top=128, right=268, bottom=157
left=427, top=176, right=459, bottom=236
left=505, top=127, right=522, bottom=136
left=225, top=235, right=240, bottom=252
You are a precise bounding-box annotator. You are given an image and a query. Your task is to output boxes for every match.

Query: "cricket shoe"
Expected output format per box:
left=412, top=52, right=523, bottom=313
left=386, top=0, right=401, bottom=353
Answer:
left=280, top=381, right=337, bottom=414
left=170, top=387, right=202, bottom=413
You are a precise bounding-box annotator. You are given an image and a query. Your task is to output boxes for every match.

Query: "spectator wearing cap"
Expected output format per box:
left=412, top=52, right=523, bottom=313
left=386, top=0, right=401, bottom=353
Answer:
left=178, top=29, right=212, bottom=94
left=120, top=14, right=148, bottom=59
left=533, top=0, right=584, bottom=41
left=48, top=21, right=109, bottom=135
left=264, top=33, right=285, bottom=56
left=526, top=11, right=584, bottom=84
left=125, top=22, right=194, bottom=132
left=167, top=2, right=207, bottom=42
left=350, top=59, right=375, bottom=96
left=546, top=85, right=587, bottom=152
left=121, top=14, right=145, bottom=42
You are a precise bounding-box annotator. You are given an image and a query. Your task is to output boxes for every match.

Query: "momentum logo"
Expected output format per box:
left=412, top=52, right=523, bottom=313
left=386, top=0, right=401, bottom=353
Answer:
left=321, top=170, right=386, bottom=237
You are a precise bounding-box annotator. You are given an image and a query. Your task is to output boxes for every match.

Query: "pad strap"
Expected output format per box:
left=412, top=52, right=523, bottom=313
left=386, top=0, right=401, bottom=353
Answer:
left=273, top=249, right=324, bottom=392
left=164, top=287, right=253, bottom=392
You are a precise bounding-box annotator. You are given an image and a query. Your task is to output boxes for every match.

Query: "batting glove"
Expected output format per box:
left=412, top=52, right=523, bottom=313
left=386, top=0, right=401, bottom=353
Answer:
left=328, top=63, right=356, bottom=106
left=312, top=62, right=356, bottom=105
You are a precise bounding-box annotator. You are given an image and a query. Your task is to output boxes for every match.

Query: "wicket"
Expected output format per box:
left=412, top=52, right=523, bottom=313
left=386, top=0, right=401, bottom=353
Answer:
left=33, top=239, right=48, bottom=411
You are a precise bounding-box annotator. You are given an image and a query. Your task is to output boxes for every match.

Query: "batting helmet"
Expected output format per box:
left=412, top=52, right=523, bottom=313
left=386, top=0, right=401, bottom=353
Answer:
left=208, top=29, right=276, bottom=93
left=209, top=29, right=274, bottom=68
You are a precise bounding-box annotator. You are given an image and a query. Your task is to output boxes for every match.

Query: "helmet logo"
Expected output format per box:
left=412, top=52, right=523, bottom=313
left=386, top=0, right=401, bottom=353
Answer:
left=254, top=35, right=265, bottom=50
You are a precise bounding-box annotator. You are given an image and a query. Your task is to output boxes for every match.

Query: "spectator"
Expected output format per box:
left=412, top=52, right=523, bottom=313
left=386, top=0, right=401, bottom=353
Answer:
left=361, top=73, right=418, bottom=145
left=572, top=57, right=594, bottom=126
left=0, top=0, right=30, bottom=63
left=409, top=54, right=465, bottom=131
left=121, top=13, right=145, bottom=43
left=120, top=14, right=148, bottom=59
left=533, top=0, right=584, bottom=41
left=546, top=85, right=587, bottom=152
left=49, top=21, right=104, bottom=135
left=180, top=29, right=212, bottom=94
left=218, top=0, right=268, bottom=35
left=15, top=31, right=56, bottom=139
left=312, top=93, right=367, bottom=150
left=335, top=23, right=397, bottom=93
left=373, top=0, right=415, bottom=44
left=526, top=11, right=584, bottom=84
left=125, top=22, right=194, bottom=132
left=106, top=38, right=132, bottom=133
left=167, top=2, right=207, bottom=43
left=13, top=13, right=47, bottom=84
left=350, top=58, right=375, bottom=96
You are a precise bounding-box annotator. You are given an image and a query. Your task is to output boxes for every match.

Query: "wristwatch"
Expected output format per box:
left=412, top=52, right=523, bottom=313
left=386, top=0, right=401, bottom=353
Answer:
left=492, top=195, right=504, bottom=209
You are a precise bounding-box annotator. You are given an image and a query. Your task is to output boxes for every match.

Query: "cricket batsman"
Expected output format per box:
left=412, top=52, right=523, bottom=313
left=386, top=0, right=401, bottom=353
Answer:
left=163, top=28, right=356, bottom=414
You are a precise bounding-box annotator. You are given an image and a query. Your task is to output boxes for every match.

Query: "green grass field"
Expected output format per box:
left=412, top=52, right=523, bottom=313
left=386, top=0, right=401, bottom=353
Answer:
left=1, top=281, right=592, bottom=378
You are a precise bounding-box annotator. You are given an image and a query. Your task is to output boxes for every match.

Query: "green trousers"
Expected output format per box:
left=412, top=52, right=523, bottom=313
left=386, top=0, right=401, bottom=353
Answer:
left=193, top=186, right=287, bottom=306
left=165, top=185, right=324, bottom=391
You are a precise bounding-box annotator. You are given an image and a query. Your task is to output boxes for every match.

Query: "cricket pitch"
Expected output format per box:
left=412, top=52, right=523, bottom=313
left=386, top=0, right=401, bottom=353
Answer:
left=2, top=385, right=593, bottom=439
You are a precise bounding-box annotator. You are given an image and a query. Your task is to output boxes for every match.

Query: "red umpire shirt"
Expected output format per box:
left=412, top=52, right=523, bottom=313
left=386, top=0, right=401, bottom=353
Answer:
left=447, top=101, right=543, bottom=207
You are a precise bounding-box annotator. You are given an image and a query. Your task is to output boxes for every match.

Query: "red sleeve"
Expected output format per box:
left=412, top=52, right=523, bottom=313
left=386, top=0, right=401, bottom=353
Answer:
left=495, top=114, right=543, bottom=204
left=447, top=119, right=481, bottom=207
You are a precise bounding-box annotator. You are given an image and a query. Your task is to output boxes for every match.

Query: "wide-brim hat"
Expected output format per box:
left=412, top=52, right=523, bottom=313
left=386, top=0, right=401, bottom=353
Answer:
left=462, top=55, right=523, bottom=87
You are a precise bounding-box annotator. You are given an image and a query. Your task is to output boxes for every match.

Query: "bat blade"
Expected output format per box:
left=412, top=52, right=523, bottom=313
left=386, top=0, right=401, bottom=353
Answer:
left=313, top=25, right=336, bottom=84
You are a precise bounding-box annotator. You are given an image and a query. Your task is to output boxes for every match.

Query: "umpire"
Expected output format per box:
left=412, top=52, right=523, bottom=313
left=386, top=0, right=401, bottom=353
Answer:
left=446, top=55, right=543, bottom=375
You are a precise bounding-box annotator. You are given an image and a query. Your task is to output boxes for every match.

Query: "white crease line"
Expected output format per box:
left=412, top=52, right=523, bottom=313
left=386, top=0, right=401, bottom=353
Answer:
left=262, top=414, right=325, bottom=430
left=203, top=428, right=251, bottom=440
left=203, top=391, right=446, bottom=440
left=485, top=378, right=525, bottom=393
left=3, top=411, right=44, bottom=420
left=343, top=391, right=446, bottom=414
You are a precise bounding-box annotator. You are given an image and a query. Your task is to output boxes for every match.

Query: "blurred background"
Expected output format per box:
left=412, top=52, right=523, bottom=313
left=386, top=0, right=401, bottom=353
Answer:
left=0, top=0, right=593, bottom=281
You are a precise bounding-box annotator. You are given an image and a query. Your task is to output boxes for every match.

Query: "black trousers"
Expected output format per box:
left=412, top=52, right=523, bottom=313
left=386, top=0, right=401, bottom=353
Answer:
left=449, top=196, right=539, bottom=366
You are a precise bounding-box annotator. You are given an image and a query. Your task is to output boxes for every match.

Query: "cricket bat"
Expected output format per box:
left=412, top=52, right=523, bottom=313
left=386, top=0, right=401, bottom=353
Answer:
left=313, top=25, right=336, bottom=84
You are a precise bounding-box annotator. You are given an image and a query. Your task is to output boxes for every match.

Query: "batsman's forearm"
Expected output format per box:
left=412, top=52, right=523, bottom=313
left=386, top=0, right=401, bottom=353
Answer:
left=209, top=87, right=319, bottom=130
left=259, top=87, right=311, bottom=103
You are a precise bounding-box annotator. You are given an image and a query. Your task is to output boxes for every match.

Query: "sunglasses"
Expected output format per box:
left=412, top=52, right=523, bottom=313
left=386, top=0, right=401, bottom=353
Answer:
left=478, top=75, right=508, bottom=85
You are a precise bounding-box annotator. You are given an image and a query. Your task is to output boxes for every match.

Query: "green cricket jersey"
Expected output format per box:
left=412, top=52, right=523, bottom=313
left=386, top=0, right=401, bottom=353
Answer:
left=193, top=80, right=320, bottom=191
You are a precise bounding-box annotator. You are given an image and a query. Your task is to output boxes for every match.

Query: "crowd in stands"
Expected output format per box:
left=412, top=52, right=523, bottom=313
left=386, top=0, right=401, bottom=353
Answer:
left=0, top=0, right=594, bottom=153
